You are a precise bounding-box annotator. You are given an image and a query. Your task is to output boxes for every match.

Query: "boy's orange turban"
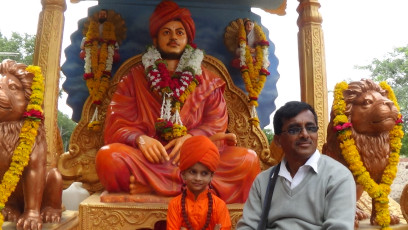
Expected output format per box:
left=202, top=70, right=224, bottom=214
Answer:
left=179, top=136, right=220, bottom=172
left=149, top=0, right=195, bottom=42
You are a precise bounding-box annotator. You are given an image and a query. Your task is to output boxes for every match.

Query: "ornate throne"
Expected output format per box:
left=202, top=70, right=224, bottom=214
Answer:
left=58, top=54, right=273, bottom=229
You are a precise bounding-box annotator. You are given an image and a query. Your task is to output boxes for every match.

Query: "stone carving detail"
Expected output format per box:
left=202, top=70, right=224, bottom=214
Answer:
left=36, top=0, right=66, bottom=170
left=79, top=194, right=244, bottom=229
left=297, top=0, right=328, bottom=149
left=88, top=209, right=167, bottom=229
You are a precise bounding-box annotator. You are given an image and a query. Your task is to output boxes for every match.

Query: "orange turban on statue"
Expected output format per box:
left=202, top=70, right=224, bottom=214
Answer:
left=179, top=136, right=220, bottom=172
left=149, top=0, right=196, bottom=43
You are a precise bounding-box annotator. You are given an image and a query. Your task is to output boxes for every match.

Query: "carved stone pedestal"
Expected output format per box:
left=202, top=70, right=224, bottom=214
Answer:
left=77, top=192, right=408, bottom=229
left=79, top=193, right=244, bottom=230
left=2, top=210, right=78, bottom=230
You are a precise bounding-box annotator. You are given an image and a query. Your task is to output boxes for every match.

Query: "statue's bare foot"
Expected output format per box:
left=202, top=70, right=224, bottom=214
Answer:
left=41, top=206, right=62, bottom=223
left=2, top=205, right=21, bottom=222
left=209, top=132, right=237, bottom=146
left=129, top=175, right=137, bottom=194
left=16, top=210, right=42, bottom=230
left=129, top=175, right=151, bottom=195
left=223, top=133, right=237, bottom=146
left=356, top=206, right=369, bottom=220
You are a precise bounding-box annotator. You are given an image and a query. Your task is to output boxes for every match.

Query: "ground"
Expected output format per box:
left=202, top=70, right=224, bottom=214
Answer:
left=391, top=158, right=408, bottom=203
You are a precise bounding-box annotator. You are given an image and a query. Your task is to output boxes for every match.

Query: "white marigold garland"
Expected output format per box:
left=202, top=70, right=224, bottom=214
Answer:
left=238, top=21, right=270, bottom=126
left=83, top=20, right=117, bottom=131
left=142, top=45, right=204, bottom=141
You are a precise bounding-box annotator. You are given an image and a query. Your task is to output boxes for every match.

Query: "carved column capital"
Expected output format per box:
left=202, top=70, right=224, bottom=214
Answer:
left=297, top=0, right=322, bottom=26
left=41, top=0, right=67, bottom=11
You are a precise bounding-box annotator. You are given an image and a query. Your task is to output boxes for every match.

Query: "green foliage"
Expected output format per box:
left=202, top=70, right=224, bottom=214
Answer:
left=262, top=128, right=274, bottom=144
left=357, top=45, right=408, bottom=156
left=58, top=111, right=77, bottom=152
left=0, top=32, right=35, bottom=65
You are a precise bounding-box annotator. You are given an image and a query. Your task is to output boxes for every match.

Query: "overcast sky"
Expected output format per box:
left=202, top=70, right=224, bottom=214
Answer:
left=1, top=0, right=408, bottom=129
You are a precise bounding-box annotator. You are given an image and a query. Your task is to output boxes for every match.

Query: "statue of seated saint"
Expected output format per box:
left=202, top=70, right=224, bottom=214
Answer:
left=95, top=0, right=261, bottom=204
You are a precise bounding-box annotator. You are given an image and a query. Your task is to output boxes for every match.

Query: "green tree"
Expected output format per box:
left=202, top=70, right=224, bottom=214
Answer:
left=0, top=32, right=35, bottom=65
left=262, top=128, right=274, bottom=144
left=357, top=45, right=408, bottom=156
left=58, top=111, right=77, bottom=152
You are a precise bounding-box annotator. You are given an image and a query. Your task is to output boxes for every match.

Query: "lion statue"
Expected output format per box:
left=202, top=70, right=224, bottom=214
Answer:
left=0, top=59, right=63, bottom=229
left=323, top=79, right=401, bottom=227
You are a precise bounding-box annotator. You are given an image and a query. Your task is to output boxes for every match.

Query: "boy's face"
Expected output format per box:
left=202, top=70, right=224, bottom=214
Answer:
left=181, top=162, right=213, bottom=197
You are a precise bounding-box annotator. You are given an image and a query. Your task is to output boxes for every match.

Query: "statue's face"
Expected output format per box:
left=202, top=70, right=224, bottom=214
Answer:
left=0, top=73, right=27, bottom=121
left=245, top=20, right=254, bottom=33
left=349, top=90, right=399, bottom=135
left=99, top=10, right=108, bottom=20
left=154, top=20, right=188, bottom=59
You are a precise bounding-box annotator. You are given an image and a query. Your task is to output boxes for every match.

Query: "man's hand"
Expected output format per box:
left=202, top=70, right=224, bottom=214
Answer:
left=137, top=135, right=169, bottom=163
left=214, top=224, right=222, bottom=230
left=166, top=134, right=192, bottom=165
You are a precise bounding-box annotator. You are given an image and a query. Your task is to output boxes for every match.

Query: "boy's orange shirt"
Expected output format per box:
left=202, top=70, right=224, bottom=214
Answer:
left=167, top=189, right=231, bottom=230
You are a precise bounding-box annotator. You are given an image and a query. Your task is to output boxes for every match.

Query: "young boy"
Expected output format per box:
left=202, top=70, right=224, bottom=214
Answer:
left=166, top=136, right=231, bottom=230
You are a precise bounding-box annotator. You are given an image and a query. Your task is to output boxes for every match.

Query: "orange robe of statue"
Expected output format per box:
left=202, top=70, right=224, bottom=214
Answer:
left=95, top=63, right=261, bottom=203
left=167, top=189, right=231, bottom=230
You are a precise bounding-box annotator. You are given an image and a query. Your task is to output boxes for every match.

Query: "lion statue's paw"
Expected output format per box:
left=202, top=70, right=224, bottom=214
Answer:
left=16, top=210, right=43, bottom=230
left=41, top=206, right=62, bottom=223
left=2, top=205, right=21, bottom=222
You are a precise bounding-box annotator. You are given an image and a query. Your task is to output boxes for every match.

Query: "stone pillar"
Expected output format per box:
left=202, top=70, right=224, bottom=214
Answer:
left=34, top=0, right=67, bottom=167
left=297, top=0, right=328, bottom=150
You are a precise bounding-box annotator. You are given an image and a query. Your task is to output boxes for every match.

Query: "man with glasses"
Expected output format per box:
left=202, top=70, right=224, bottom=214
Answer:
left=237, top=101, right=356, bottom=230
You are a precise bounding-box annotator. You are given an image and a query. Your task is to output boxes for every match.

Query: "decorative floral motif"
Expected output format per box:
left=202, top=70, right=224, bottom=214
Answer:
left=83, top=20, right=117, bottom=131
left=238, top=20, right=270, bottom=126
left=142, top=45, right=203, bottom=141
left=0, top=66, right=44, bottom=226
left=332, top=81, right=404, bottom=229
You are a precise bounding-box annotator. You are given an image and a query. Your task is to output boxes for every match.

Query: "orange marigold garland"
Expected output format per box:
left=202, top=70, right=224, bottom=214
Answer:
left=238, top=20, right=270, bottom=126
left=332, top=81, right=404, bottom=230
left=0, top=66, right=44, bottom=227
left=83, top=20, right=117, bottom=131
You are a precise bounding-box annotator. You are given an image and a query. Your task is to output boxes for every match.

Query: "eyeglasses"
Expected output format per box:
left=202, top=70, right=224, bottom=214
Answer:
left=281, top=126, right=319, bottom=135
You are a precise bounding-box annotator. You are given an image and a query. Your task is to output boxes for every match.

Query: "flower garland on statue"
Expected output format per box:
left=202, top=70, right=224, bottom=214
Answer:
left=332, top=81, right=404, bottom=230
left=0, top=66, right=45, bottom=227
left=142, top=45, right=203, bottom=141
left=83, top=20, right=116, bottom=131
left=238, top=20, right=270, bottom=126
